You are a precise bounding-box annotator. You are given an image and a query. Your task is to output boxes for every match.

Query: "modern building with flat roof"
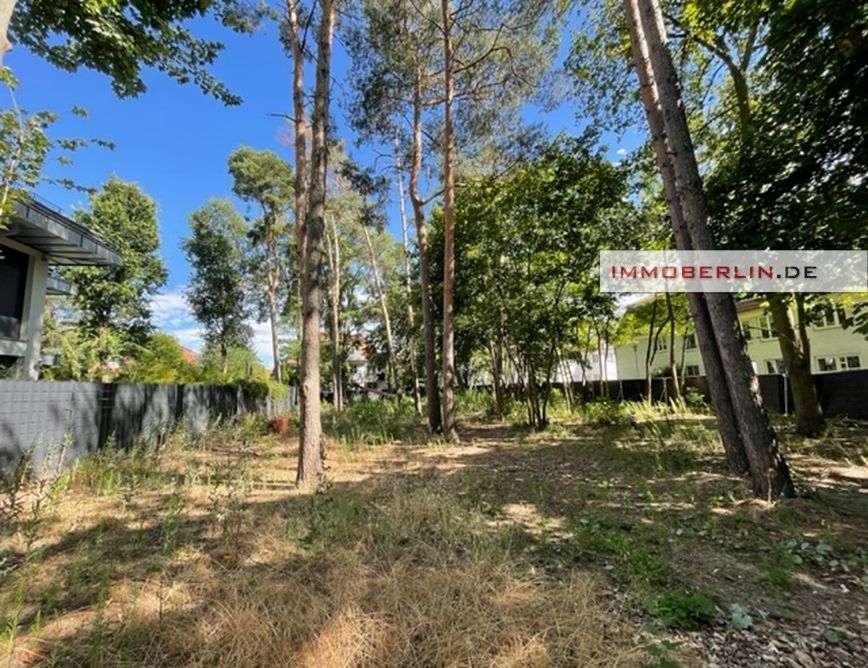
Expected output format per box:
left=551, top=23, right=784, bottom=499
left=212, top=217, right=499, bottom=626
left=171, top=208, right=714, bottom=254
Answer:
left=0, top=198, right=122, bottom=379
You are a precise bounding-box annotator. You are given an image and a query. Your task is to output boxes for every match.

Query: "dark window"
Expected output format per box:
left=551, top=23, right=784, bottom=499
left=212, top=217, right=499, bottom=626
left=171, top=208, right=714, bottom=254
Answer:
left=817, top=356, right=837, bottom=372
left=0, top=246, right=29, bottom=339
left=765, top=359, right=786, bottom=374
left=685, top=364, right=700, bottom=377
left=841, top=355, right=861, bottom=370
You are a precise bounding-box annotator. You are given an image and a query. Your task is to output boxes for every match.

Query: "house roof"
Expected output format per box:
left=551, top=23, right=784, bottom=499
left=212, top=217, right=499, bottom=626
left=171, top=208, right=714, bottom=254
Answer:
left=46, top=274, right=76, bottom=296
left=3, top=198, right=122, bottom=266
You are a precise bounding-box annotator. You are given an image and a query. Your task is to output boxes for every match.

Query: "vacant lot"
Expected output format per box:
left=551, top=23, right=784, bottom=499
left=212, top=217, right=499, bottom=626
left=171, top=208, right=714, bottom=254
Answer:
left=2, top=409, right=867, bottom=667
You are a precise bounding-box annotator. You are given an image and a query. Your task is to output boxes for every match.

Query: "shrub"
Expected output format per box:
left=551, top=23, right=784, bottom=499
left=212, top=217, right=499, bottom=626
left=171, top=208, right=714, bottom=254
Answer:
left=267, top=414, right=291, bottom=436
left=648, top=589, right=715, bottom=630
left=324, top=399, right=419, bottom=446
left=579, top=400, right=628, bottom=426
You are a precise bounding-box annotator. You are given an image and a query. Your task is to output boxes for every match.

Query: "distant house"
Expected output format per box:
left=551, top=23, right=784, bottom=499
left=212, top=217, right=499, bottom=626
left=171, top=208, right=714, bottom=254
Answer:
left=0, top=198, right=122, bottom=379
left=181, top=346, right=198, bottom=365
left=613, top=295, right=868, bottom=380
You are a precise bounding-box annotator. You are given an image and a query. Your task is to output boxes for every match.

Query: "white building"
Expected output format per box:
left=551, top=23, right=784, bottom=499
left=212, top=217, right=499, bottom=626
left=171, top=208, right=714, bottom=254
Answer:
left=613, top=296, right=868, bottom=380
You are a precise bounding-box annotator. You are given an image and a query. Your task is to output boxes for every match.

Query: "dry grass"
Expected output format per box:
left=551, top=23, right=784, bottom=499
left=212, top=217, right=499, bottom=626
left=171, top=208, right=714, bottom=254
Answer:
left=1, top=423, right=640, bottom=668
left=7, top=411, right=866, bottom=667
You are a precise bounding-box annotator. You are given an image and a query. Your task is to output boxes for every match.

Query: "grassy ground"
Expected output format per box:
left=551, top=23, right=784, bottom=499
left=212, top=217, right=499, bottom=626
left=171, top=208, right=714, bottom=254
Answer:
left=2, top=407, right=867, bottom=667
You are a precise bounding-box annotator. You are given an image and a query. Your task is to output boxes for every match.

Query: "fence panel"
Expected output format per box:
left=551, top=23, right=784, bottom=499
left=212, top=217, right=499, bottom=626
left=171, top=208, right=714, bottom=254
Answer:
left=0, top=380, right=296, bottom=473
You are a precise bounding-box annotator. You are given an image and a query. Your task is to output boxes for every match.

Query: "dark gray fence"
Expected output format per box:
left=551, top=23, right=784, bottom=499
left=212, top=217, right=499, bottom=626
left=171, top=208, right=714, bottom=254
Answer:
left=557, top=370, right=867, bottom=420
left=0, top=380, right=297, bottom=473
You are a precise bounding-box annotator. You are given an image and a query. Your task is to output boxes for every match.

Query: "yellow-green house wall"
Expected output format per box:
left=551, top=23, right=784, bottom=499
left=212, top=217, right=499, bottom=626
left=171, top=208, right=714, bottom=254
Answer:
left=613, top=298, right=868, bottom=380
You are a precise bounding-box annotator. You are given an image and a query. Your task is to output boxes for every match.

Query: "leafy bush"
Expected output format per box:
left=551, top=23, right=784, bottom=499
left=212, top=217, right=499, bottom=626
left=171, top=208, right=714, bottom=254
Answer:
left=546, top=388, right=572, bottom=419
left=234, top=378, right=288, bottom=402
left=454, top=389, right=497, bottom=419
left=324, top=399, right=420, bottom=446
left=648, top=589, right=715, bottom=630
left=579, top=400, right=629, bottom=426
left=682, top=387, right=708, bottom=412
left=69, top=437, right=165, bottom=496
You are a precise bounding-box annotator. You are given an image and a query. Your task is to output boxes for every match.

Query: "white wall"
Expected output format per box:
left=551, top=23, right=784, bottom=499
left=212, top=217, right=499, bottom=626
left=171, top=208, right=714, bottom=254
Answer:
left=614, top=300, right=868, bottom=380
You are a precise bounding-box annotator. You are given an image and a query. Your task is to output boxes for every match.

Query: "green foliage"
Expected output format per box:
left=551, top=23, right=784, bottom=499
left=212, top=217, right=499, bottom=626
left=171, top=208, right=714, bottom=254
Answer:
left=182, top=199, right=252, bottom=373
left=572, top=516, right=669, bottom=587
left=61, top=178, right=167, bottom=365
left=10, top=0, right=245, bottom=104
left=228, top=146, right=294, bottom=212
left=69, top=438, right=165, bottom=497
left=648, top=590, right=715, bottom=631
left=454, top=389, right=521, bottom=421
left=323, top=399, right=419, bottom=446
left=121, top=333, right=196, bottom=383
left=227, top=146, right=295, bottom=326
left=0, top=67, right=112, bottom=228
left=434, top=134, right=644, bottom=429
left=579, top=400, right=629, bottom=427
left=707, top=0, right=867, bottom=253
left=757, top=547, right=799, bottom=592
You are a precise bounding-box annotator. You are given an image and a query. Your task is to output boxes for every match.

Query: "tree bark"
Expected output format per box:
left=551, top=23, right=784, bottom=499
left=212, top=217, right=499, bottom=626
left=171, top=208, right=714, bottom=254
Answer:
left=325, top=214, right=343, bottom=411
left=490, top=323, right=505, bottom=414
left=296, top=0, right=335, bottom=490
left=264, top=211, right=283, bottom=383
left=628, top=0, right=793, bottom=498
left=624, top=0, right=748, bottom=475
left=768, top=294, right=823, bottom=436
left=0, top=0, right=16, bottom=65
left=287, top=0, right=311, bottom=450
left=360, top=222, right=399, bottom=395
left=409, top=68, right=443, bottom=434
left=643, top=299, right=660, bottom=401
left=665, top=291, right=681, bottom=401
left=395, top=130, right=422, bottom=414
left=439, top=0, right=459, bottom=441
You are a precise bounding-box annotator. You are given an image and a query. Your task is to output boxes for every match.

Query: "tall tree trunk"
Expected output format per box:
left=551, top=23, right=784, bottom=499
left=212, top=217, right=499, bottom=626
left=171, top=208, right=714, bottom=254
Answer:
left=296, top=0, right=335, bottom=490
left=490, top=335, right=505, bottom=414
left=395, top=130, right=422, bottom=414
left=643, top=299, right=659, bottom=401
left=325, top=214, right=343, bottom=411
left=559, top=353, right=574, bottom=412
left=623, top=4, right=748, bottom=474
left=768, top=294, right=823, bottom=436
left=0, top=0, right=16, bottom=65
left=360, top=222, right=399, bottom=395
left=627, top=0, right=793, bottom=498
left=439, top=0, right=459, bottom=441
left=265, top=218, right=283, bottom=383
left=287, top=0, right=310, bottom=449
left=665, top=291, right=681, bottom=401
left=409, top=68, right=443, bottom=433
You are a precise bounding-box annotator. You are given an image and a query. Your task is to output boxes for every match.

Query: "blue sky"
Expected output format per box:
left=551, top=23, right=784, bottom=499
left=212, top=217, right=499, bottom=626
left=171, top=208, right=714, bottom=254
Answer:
left=7, top=12, right=637, bottom=366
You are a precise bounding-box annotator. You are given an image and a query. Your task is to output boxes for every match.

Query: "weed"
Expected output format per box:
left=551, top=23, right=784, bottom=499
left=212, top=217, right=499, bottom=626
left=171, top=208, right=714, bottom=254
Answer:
left=572, top=516, right=669, bottom=587
left=648, top=589, right=715, bottom=630
left=323, top=399, right=420, bottom=446
left=579, top=400, right=629, bottom=426
left=758, top=547, right=799, bottom=591
left=644, top=639, right=684, bottom=668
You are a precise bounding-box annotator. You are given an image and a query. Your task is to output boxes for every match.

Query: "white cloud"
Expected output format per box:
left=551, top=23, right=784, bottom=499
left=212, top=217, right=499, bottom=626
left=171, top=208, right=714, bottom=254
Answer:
left=150, top=286, right=276, bottom=367
left=616, top=147, right=627, bottom=156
